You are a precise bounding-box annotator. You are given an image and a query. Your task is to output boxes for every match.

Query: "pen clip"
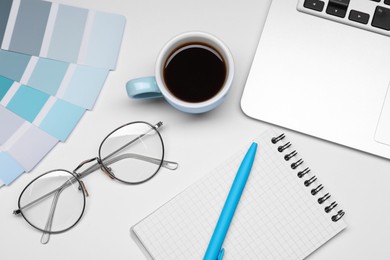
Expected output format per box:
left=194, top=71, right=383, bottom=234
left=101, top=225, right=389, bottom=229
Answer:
left=218, top=248, right=225, bottom=260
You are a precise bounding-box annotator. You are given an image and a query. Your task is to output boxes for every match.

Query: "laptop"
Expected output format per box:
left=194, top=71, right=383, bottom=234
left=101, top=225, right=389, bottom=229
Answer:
left=242, top=0, right=390, bottom=159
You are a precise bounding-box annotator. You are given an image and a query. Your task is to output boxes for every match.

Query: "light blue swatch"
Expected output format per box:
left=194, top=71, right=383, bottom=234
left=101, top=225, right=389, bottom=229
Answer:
left=0, top=48, right=109, bottom=109
left=63, top=66, right=109, bottom=109
left=8, top=124, right=58, bottom=171
left=28, top=59, right=69, bottom=96
left=0, top=105, right=24, bottom=145
left=39, top=99, right=85, bottom=141
left=0, top=75, right=14, bottom=100
left=85, top=12, right=126, bottom=69
left=7, top=85, right=49, bottom=122
left=48, top=5, right=88, bottom=63
left=0, top=152, right=24, bottom=185
left=0, top=50, right=30, bottom=81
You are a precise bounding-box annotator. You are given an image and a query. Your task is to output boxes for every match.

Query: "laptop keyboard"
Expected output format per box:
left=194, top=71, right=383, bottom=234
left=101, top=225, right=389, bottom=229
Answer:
left=297, top=0, right=390, bottom=37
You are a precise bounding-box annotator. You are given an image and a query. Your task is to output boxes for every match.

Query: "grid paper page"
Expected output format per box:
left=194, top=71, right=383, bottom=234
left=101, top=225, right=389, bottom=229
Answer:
left=132, top=129, right=346, bottom=259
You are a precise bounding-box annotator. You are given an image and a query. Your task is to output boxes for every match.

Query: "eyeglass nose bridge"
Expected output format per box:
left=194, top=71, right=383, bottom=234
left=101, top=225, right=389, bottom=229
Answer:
left=72, top=157, right=114, bottom=196
left=73, top=157, right=99, bottom=175
left=73, top=157, right=115, bottom=181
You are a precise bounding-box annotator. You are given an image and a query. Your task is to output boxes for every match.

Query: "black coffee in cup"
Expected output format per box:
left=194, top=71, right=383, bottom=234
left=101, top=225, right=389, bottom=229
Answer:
left=163, top=42, right=227, bottom=103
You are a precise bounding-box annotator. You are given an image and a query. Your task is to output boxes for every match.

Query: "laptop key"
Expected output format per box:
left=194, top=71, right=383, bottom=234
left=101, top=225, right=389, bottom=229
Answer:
left=326, top=0, right=350, bottom=18
left=372, top=6, right=390, bottom=30
left=298, top=0, right=390, bottom=37
left=349, top=10, right=370, bottom=24
left=303, top=0, right=325, bottom=12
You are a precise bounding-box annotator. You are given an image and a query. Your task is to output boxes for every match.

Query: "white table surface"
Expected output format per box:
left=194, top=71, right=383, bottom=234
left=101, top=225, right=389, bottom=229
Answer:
left=1, top=0, right=390, bottom=259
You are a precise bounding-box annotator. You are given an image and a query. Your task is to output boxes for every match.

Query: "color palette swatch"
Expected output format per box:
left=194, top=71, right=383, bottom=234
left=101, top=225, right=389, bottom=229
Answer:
left=0, top=109, right=59, bottom=170
left=0, top=50, right=109, bottom=109
left=0, top=0, right=126, bottom=69
left=0, top=0, right=126, bottom=187
left=0, top=106, right=58, bottom=185
left=1, top=85, right=86, bottom=140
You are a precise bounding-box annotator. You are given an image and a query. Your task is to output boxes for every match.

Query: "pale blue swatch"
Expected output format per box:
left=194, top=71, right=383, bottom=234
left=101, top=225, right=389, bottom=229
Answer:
left=8, top=124, right=58, bottom=171
left=39, top=99, right=85, bottom=141
left=85, top=12, right=126, bottom=69
left=63, top=66, right=109, bottom=109
left=0, top=152, right=24, bottom=185
left=0, top=50, right=30, bottom=81
left=0, top=75, right=14, bottom=100
left=7, top=85, right=49, bottom=122
left=0, top=106, right=24, bottom=145
left=48, top=5, right=88, bottom=63
left=28, top=59, right=69, bottom=95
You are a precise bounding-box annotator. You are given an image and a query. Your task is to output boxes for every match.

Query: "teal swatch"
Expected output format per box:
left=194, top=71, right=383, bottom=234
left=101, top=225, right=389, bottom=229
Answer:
left=0, top=50, right=31, bottom=81
left=0, top=152, right=24, bottom=185
left=7, top=85, right=49, bottom=122
left=0, top=76, right=14, bottom=100
left=63, top=66, right=109, bottom=109
left=39, top=99, right=85, bottom=141
left=48, top=5, right=88, bottom=63
left=28, top=59, right=69, bottom=96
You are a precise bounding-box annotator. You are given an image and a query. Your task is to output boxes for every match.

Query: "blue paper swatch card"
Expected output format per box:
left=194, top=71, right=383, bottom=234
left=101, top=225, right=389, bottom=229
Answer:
left=0, top=152, right=24, bottom=185
left=0, top=84, right=86, bottom=141
left=0, top=0, right=126, bottom=69
left=0, top=50, right=109, bottom=110
left=0, top=0, right=126, bottom=186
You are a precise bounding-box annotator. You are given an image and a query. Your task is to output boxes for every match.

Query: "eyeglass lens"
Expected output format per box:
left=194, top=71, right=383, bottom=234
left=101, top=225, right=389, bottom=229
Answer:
left=17, top=169, right=85, bottom=234
left=98, top=122, right=164, bottom=184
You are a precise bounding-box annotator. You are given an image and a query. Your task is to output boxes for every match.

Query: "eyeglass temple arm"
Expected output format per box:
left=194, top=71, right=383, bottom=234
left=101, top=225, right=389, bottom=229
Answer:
left=113, top=154, right=178, bottom=170
left=36, top=154, right=177, bottom=244
left=40, top=188, right=63, bottom=244
left=13, top=177, right=75, bottom=243
left=15, top=154, right=177, bottom=243
left=13, top=176, right=78, bottom=215
left=13, top=154, right=178, bottom=215
left=73, top=122, right=162, bottom=176
left=77, top=153, right=178, bottom=179
left=77, top=121, right=177, bottom=177
left=13, top=122, right=177, bottom=214
left=13, top=122, right=177, bottom=242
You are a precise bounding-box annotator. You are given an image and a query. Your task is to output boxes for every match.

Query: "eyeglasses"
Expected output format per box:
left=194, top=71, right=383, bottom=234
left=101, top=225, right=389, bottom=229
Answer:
left=13, top=121, right=178, bottom=244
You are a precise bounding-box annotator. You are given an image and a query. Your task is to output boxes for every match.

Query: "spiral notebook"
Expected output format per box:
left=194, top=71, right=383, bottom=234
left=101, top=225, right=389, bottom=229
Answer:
left=131, top=129, right=347, bottom=259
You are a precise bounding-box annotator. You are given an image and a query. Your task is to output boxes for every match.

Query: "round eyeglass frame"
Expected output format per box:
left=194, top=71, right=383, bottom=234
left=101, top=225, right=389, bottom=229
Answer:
left=16, top=169, right=87, bottom=234
left=14, top=121, right=170, bottom=236
left=97, top=121, right=166, bottom=185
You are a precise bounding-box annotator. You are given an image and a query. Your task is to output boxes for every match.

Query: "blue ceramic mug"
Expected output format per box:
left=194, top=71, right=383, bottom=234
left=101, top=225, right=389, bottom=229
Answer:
left=126, top=32, right=234, bottom=114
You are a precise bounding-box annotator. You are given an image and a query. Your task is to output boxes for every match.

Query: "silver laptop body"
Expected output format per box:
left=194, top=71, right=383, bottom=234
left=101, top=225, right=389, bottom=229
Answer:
left=242, top=0, right=390, bottom=159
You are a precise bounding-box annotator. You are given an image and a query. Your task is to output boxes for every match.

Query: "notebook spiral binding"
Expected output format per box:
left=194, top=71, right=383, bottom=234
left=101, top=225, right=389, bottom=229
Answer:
left=271, top=133, right=345, bottom=222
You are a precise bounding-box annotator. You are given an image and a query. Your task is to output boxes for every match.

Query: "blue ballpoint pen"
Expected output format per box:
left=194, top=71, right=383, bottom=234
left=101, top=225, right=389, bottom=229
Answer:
left=203, top=142, right=258, bottom=260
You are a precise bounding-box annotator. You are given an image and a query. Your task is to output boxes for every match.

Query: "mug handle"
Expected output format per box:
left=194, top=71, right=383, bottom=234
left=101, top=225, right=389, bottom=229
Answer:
left=126, top=76, right=163, bottom=99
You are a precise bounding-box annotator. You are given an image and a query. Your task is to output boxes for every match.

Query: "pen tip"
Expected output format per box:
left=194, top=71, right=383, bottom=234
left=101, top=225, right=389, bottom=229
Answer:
left=218, top=248, right=225, bottom=260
